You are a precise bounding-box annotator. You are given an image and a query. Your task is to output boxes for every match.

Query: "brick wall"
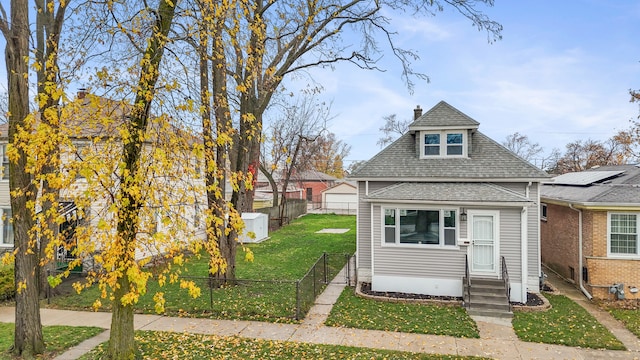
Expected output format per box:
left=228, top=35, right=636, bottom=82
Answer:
left=586, top=257, right=640, bottom=300
left=585, top=210, right=640, bottom=300
left=541, top=203, right=580, bottom=281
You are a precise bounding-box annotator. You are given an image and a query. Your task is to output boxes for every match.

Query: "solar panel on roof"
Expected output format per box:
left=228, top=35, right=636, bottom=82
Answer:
left=551, top=170, right=624, bottom=186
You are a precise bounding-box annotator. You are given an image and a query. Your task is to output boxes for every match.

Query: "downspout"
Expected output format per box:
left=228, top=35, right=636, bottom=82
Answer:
left=520, top=182, right=532, bottom=303
left=367, top=180, right=373, bottom=283
left=521, top=206, right=528, bottom=303
left=569, top=204, right=593, bottom=300
left=370, top=201, right=374, bottom=281
left=355, top=182, right=360, bottom=272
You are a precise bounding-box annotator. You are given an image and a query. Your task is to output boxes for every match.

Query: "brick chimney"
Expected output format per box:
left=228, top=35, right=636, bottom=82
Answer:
left=413, top=105, right=422, bottom=120
left=77, top=88, right=87, bottom=99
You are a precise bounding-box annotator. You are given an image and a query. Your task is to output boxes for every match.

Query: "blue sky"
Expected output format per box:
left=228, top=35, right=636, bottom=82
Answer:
left=1, top=1, right=638, bottom=170
left=302, top=1, right=640, bottom=167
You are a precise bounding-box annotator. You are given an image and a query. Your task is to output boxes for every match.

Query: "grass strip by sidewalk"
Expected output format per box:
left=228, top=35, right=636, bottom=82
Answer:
left=47, top=214, right=356, bottom=323
left=0, top=322, right=104, bottom=360
left=325, top=287, right=479, bottom=338
left=80, top=330, right=491, bottom=360
left=513, top=293, right=626, bottom=350
left=609, top=308, right=640, bottom=339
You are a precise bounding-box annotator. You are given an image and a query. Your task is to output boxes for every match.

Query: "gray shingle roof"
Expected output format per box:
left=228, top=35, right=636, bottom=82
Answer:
left=541, top=164, right=640, bottom=206
left=349, top=102, right=549, bottom=181
left=365, top=182, right=531, bottom=204
left=409, top=101, right=480, bottom=128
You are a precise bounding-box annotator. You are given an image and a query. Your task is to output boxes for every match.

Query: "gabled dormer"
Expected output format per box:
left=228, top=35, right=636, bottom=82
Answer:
left=408, top=101, right=479, bottom=159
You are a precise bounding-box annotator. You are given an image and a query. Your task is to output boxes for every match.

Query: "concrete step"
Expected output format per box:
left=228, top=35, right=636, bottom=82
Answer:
left=466, top=285, right=506, bottom=296
left=468, top=308, right=513, bottom=319
left=470, top=293, right=510, bottom=304
left=469, top=301, right=511, bottom=312
left=464, top=277, right=512, bottom=319
left=469, top=278, right=504, bottom=286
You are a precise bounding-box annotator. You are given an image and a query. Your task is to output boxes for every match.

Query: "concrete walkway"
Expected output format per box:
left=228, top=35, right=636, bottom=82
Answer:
left=0, top=268, right=639, bottom=359
left=545, top=270, right=640, bottom=353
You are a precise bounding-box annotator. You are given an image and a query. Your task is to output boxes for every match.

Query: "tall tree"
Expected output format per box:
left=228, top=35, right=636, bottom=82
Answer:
left=0, top=0, right=45, bottom=356
left=300, top=132, right=351, bottom=178
left=260, top=95, right=328, bottom=223
left=550, top=138, right=629, bottom=174
left=34, top=0, right=68, bottom=297
left=192, top=0, right=501, bottom=279
left=377, top=114, right=410, bottom=148
left=502, top=132, right=543, bottom=162
left=95, top=1, right=179, bottom=357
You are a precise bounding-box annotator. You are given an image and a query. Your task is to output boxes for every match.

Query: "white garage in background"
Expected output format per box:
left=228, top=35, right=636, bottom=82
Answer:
left=321, top=182, right=357, bottom=214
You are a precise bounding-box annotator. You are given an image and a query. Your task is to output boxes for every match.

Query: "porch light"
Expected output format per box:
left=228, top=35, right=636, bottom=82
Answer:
left=460, top=208, right=467, bottom=222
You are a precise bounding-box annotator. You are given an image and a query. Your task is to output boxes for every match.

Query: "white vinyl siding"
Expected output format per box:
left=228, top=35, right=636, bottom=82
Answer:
left=492, top=181, right=539, bottom=283
left=527, top=184, right=541, bottom=285
left=500, top=208, right=523, bottom=281
left=0, top=182, right=9, bottom=205
left=357, top=181, right=394, bottom=271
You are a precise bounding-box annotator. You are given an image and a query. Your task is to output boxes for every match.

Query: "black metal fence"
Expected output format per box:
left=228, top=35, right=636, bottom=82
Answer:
left=47, top=252, right=355, bottom=321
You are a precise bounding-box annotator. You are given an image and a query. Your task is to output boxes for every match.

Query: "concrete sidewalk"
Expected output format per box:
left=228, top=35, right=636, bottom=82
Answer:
left=0, top=268, right=638, bottom=359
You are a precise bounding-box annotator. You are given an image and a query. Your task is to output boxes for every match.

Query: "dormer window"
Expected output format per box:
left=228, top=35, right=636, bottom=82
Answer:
left=421, top=131, right=466, bottom=158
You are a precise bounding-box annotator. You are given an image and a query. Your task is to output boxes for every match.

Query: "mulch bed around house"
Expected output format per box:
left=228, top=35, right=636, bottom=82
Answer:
left=360, top=282, right=547, bottom=307
left=359, top=282, right=461, bottom=301
left=512, top=292, right=545, bottom=307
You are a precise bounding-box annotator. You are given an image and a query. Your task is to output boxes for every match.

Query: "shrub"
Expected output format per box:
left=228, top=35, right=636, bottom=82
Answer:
left=0, top=264, right=15, bottom=300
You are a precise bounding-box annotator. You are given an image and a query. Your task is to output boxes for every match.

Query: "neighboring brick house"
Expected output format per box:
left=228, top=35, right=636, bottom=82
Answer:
left=254, top=170, right=336, bottom=203
left=291, top=170, right=338, bottom=205
left=541, top=165, right=640, bottom=300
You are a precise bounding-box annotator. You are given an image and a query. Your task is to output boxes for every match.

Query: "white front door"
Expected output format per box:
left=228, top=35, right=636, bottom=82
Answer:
left=469, top=211, right=499, bottom=276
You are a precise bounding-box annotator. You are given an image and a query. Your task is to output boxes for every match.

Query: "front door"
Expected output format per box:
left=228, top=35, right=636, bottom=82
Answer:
left=469, top=211, right=499, bottom=276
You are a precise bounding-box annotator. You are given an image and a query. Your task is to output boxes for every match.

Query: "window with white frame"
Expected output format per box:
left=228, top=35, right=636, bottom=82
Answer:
left=1, top=144, right=8, bottom=180
left=541, top=203, right=548, bottom=221
left=1, top=208, right=13, bottom=245
left=383, top=208, right=457, bottom=246
left=609, top=213, right=638, bottom=256
left=421, top=131, right=466, bottom=158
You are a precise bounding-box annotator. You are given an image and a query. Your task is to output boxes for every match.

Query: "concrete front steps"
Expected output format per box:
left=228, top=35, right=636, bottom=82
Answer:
left=463, top=277, right=513, bottom=319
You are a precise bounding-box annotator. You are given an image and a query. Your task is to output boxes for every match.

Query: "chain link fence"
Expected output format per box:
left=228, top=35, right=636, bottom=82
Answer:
left=47, top=252, right=355, bottom=321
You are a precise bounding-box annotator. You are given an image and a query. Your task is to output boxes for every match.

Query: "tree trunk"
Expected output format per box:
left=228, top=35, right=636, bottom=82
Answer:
left=258, top=163, right=278, bottom=207
left=35, top=0, right=66, bottom=297
left=2, top=0, right=46, bottom=357
left=107, top=1, right=177, bottom=358
left=107, top=276, right=135, bottom=359
left=207, top=2, right=239, bottom=281
left=13, top=220, right=44, bottom=358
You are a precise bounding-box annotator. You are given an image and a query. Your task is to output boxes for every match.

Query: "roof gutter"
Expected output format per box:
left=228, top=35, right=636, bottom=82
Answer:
left=568, top=203, right=593, bottom=300
left=350, top=177, right=549, bottom=183
left=362, top=199, right=532, bottom=207
left=541, top=198, right=640, bottom=211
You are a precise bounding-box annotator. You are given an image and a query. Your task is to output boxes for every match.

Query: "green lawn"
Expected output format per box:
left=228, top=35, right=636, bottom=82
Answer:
left=47, top=214, right=356, bottom=322
left=325, top=287, right=479, bottom=338
left=79, top=330, right=491, bottom=360
left=513, top=293, right=626, bottom=350
left=0, top=322, right=103, bottom=360
left=609, top=308, right=640, bottom=339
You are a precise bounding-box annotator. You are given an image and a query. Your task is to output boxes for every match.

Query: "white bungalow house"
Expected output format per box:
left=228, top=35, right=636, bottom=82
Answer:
left=349, top=101, right=549, bottom=315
